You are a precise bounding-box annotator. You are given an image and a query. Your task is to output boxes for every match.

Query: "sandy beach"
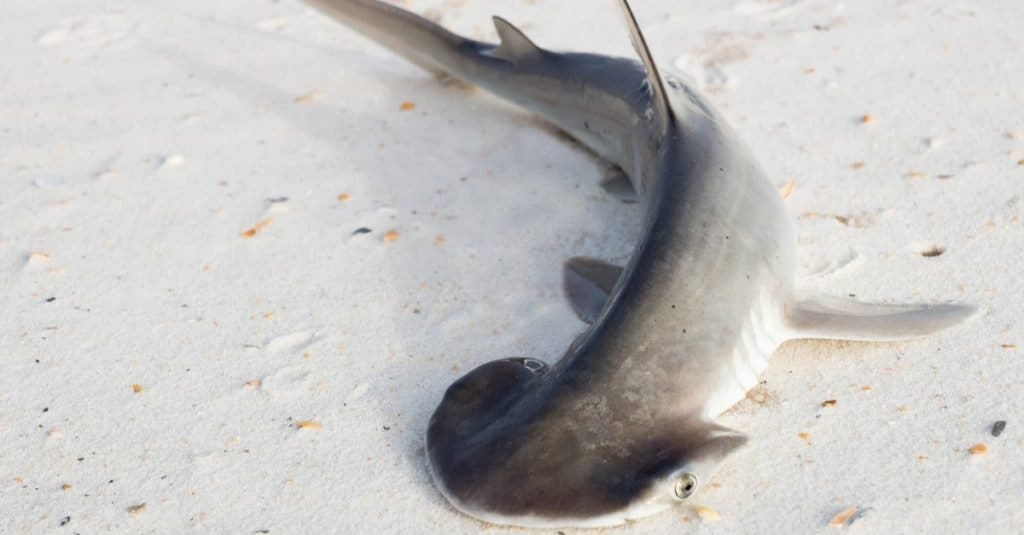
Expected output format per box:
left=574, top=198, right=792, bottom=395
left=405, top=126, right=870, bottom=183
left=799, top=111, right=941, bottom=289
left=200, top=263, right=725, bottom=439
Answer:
left=2, top=0, right=1022, bottom=532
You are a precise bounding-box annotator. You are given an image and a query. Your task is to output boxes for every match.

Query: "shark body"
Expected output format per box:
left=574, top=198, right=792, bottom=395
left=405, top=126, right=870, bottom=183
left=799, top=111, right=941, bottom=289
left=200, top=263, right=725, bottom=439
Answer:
left=305, top=0, right=977, bottom=528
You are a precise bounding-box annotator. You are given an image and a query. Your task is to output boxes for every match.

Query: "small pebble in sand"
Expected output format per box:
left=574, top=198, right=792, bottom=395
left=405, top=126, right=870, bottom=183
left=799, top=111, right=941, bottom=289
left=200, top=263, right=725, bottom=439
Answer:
left=382, top=229, right=400, bottom=242
left=1001, top=343, right=1017, bottom=350
left=27, top=251, right=51, bottom=263
left=241, top=219, right=273, bottom=239
left=828, top=506, right=860, bottom=528
left=160, top=154, right=185, bottom=169
left=904, top=171, right=927, bottom=179
left=400, top=101, right=416, bottom=111
left=127, top=503, right=147, bottom=515
left=779, top=180, right=796, bottom=199
left=244, top=379, right=262, bottom=389
left=293, top=91, right=323, bottom=104
left=861, top=386, right=873, bottom=392
left=337, top=192, right=352, bottom=202
left=1017, top=159, right=1024, bottom=166
left=821, top=399, right=837, bottom=408
left=799, top=432, right=811, bottom=441
left=352, top=227, right=372, bottom=235
left=917, top=244, right=945, bottom=258
left=860, top=114, right=875, bottom=124
left=433, top=234, right=446, bottom=246
left=131, top=384, right=144, bottom=393
left=968, top=443, right=988, bottom=456
left=850, top=162, right=865, bottom=170
left=1007, top=131, right=1022, bottom=140
left=991, top=421, right=1007, bottom=437
left=61, top=483, right=72, bottom=492
left=693, top=506, right=720, bottom=523
left=296, top=420, right=322, bottom=431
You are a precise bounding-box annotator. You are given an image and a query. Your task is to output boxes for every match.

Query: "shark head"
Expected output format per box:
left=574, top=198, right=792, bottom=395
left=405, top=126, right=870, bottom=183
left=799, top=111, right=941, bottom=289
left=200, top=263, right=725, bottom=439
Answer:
left=623, top=425, right=749, bottom=516
left=425, top=357, right=748, bottom=528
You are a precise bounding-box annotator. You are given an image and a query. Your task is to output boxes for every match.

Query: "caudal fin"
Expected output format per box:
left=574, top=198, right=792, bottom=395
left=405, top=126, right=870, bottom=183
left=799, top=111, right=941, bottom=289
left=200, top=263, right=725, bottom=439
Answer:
left=304, top=0, right=467, bottom=77
left=785, top=295, right=980, bottom=342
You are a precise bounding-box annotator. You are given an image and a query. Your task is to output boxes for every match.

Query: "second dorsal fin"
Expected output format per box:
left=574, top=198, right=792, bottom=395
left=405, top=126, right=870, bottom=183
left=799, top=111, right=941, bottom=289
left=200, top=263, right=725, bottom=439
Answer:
left=615, top=0, right=671, bottom=134
left=490, top=16, right=543, bottom=63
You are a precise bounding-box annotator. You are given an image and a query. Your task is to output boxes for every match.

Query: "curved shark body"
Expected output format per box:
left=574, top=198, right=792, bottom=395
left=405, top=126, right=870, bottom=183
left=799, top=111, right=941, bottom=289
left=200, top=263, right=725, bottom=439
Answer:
left=306, top=0, right=977, bottom=528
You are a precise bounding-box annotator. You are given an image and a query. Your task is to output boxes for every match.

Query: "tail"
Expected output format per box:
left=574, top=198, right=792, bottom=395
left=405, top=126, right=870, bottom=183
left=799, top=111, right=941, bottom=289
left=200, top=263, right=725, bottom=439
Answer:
left=303, top=0, right=471, bottom=77
left=784, top=295, right=980, bottom=342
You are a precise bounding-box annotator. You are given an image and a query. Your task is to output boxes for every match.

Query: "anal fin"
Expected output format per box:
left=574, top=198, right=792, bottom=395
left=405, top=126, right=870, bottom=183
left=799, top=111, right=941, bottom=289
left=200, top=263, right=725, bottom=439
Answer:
left=785, top=295, right=980, bottom=342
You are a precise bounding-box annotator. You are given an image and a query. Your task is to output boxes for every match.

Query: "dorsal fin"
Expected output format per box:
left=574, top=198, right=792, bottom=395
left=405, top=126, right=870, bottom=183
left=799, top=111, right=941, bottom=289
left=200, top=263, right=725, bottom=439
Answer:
left=490, top=16, right=543, bottom=63
left=615, top=0, right=671, bottom=134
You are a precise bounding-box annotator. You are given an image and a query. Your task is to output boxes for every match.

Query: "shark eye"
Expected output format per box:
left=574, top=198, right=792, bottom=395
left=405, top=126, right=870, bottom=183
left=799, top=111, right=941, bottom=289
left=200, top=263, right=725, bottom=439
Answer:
left=672, top=473, right=698, bottom=500
left=522, top=359, right=545, bottom=373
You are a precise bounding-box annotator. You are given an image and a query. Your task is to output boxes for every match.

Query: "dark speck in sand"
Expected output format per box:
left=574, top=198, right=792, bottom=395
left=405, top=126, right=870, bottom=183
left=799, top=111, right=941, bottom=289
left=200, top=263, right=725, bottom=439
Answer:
left=45, top=297, right=56, bottom=303
left=352, top=227, right=372, bottom=235
left=59, top=516, right=70, bottom=527
left=992, top=420, right=1007, bottom=437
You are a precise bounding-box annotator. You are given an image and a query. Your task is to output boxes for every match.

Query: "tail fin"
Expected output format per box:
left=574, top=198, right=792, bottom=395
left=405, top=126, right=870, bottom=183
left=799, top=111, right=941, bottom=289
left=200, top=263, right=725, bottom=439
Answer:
left=615, top=0, right=671, bottom=135
left=785, top=295, right=980, bottom=342
left=304, top=0, right=467, bottom=77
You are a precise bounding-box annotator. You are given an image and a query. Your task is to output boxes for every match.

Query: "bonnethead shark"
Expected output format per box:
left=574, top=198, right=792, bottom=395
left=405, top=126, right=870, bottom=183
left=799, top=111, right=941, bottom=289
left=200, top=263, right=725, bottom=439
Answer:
left=305, top=0, right=978, bottom=528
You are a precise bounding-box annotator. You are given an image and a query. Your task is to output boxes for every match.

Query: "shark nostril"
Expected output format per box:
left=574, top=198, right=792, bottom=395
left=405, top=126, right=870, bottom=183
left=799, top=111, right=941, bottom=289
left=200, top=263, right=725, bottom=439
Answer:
left=673, top=473, right=698, bottom=501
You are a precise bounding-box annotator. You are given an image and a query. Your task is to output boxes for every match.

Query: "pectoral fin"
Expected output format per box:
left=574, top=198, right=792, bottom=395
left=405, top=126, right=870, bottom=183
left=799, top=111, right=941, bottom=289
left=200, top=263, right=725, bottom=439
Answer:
left=785, top=295, right=980, bottom=342
left=562, top=257, right=624, bottom=324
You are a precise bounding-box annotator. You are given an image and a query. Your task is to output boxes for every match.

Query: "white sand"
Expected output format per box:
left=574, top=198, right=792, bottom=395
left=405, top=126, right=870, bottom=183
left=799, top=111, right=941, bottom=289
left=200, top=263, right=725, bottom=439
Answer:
left=2, top=0, right=1022, bottom=532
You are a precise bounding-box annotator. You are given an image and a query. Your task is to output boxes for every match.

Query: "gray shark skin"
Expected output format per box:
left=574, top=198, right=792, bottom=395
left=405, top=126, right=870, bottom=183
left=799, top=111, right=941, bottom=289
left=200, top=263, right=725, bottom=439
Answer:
left=305, top=0, right=978, bottom=528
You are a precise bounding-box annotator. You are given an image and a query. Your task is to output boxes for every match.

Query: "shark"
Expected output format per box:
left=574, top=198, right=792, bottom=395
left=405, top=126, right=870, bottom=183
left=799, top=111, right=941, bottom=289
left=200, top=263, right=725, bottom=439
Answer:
left=304, top=0, right=978, bottom=528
